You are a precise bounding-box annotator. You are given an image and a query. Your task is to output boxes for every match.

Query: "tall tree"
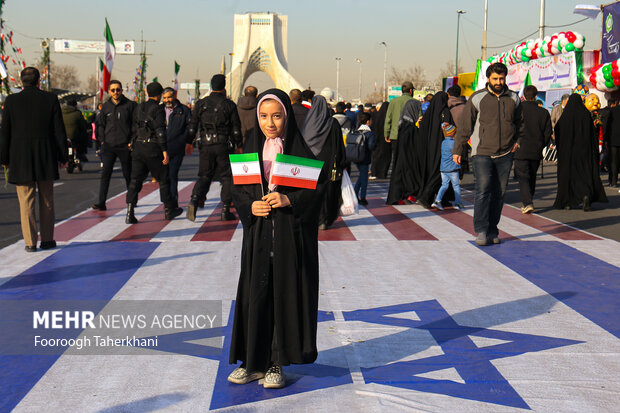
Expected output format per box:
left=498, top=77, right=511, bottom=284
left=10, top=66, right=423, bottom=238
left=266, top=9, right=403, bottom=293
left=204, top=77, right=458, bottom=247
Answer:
left=388, top=65, right=426, bottom=89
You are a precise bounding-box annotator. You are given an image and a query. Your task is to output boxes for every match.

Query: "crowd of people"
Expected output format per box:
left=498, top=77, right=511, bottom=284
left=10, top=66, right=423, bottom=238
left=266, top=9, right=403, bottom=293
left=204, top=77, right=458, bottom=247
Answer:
left=0, top=62, right=618, bottom=389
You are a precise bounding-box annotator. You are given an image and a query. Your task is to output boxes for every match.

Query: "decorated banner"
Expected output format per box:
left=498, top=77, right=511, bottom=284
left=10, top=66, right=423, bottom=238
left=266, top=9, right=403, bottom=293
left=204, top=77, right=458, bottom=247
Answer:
left=476, top=52, right=578, bottom=92
left=487, top=31, right=585, bottom=66
left=270, top=153, right=324, bottom=189
left=53, top=39, right=135, bottom=55
left=602, top=2, right=620, bottom=64
left=229, top=153, right=262, bottom=185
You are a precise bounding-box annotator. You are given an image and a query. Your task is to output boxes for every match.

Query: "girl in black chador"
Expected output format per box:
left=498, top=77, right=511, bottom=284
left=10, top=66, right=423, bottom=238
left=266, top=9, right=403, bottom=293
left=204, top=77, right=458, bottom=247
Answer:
left=228, top=89, right=323, bottom=389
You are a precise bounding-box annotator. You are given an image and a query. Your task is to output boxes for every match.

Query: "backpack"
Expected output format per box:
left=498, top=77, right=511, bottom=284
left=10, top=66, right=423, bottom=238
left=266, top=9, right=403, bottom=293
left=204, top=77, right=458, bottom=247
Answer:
left=198, top=98, right=228, bottom=136
left=345, top=131, right=368, bottom=163
left=136, top=103, right=157, bottom=139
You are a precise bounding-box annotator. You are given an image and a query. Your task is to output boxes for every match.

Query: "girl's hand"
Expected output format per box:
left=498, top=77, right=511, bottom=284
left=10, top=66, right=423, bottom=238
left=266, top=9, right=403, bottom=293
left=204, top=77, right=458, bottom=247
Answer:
left=252, top=200, right=271, bottom=217
left=262, top=192, right=290, bottom=209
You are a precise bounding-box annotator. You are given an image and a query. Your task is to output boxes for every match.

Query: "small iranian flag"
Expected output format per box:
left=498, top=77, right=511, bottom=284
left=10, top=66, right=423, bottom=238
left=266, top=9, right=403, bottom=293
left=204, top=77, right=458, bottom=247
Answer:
left=174, top=61, right=180, bottom=93
left=229, top=153, right=262, bottom=185
left=102, top=18, right=115, bottom=95
left=270, top=153, right=324, bottom=190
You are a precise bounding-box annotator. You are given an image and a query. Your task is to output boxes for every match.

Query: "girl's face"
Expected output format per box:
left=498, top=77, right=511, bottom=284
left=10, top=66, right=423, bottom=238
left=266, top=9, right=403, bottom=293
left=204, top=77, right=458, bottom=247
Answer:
left=258, top=99, right=285, bottom=139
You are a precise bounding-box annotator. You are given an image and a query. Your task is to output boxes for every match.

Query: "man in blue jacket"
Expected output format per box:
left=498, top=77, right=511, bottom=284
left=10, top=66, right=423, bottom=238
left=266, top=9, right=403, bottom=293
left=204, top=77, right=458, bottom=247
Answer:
left=452, top=63, right=523, bottom=246
left=162, top=88, right=192, bottom=209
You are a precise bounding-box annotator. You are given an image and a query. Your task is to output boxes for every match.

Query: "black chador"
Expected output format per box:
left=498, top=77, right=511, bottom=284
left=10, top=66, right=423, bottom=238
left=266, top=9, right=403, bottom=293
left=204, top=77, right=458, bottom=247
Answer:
left=553, top=94, right=608, bottom=210
left=229, top=89, right=324, bottom=374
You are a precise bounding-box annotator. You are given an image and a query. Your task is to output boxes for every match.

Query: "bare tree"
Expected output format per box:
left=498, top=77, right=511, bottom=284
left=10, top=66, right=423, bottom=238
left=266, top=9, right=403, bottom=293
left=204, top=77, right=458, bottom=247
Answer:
left=86, top=74, right=98, bottom=94
left=437, top=61, right=465, bottom=82
left=36, top=60, right=81, bottom=90
left=365, top=87, right=386, bottom=104
left=388, top=65, right=426, bottom=89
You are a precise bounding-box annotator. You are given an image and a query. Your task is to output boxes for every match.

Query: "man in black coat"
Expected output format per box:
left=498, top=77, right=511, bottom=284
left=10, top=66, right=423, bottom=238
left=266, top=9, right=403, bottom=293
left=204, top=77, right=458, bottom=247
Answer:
left=162, top=87, right=192, bottom=209
left=125, top=82, right=183, bottom=224
left=237, top=85, right=258, bottom=146
left=514, top=85, right=552, bottom=213
left=186, top=74, right=242, bottom=222
left=93, top=80, right=137, bottom=210
left=289, top=88, right=309, bottom=128
left=0, top=67, right=68, bottom=252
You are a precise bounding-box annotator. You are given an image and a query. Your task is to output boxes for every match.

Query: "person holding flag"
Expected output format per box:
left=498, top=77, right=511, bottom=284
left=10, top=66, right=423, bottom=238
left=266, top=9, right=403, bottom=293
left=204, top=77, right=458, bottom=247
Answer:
left=227, top=89, right=324, bottom=389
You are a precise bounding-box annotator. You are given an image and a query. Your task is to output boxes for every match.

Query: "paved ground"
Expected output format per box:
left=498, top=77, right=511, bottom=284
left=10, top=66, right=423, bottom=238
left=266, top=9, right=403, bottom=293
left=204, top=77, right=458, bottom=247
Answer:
left=1, top=158, right=618, bottom=412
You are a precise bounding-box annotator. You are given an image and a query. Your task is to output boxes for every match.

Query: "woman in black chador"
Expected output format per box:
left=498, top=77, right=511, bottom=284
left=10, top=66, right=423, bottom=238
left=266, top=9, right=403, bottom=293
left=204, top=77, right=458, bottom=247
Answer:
left=414, top=91, right=454, bottom=208
left=228, top=89, right=323, bottom=389
left=371, top=101, right=391, bottom=179
left=301, top=95, right=346, bottom=230
left=553, top=94, right=607, bottom=210
left=387, top=99, right=421, bottom=204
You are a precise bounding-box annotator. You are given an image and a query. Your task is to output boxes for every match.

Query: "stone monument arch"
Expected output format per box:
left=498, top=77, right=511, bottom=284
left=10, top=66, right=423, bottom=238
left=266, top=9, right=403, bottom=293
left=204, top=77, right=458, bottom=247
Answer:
left=227, top=12, right=303, bottom=101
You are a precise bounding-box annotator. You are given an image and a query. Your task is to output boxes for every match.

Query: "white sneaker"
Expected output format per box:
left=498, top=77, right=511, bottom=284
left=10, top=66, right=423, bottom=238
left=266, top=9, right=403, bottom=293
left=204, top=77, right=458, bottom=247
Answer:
left=431, top=201, right=444, bottom=211
left=522, top=204, right=534, bottom=214
left=263, top=364, right=285, bottom=389
left=228, top=367, right=264, bottom=384
left=453, top=203, right=464, bottom=210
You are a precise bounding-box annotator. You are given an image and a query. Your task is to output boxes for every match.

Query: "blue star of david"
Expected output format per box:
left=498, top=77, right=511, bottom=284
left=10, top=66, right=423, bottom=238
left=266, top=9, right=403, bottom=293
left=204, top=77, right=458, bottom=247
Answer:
left=135, top=300, right=581, bottom=410
left=343, top=300, right=583, bottom=409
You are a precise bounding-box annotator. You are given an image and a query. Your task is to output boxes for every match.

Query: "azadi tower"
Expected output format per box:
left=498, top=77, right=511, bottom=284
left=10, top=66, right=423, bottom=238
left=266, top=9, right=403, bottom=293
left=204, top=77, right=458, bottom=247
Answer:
left=227, top=12, right=303, bottom=100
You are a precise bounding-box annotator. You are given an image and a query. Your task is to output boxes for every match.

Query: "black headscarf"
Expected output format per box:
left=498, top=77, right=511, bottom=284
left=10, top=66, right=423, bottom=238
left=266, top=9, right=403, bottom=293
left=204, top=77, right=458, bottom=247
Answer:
left=415, top=91, right=454, bottom=207
left=386, top=100, right=421, bottom=204
left=300, top=95, right=332, bottom=156
left=371, top=101, right=392, bottom=179
left=399, top=99, right=422, bottom=125
left=553, top=94, right=608, bottom=208
left=244, top=88, right=313, bottom=159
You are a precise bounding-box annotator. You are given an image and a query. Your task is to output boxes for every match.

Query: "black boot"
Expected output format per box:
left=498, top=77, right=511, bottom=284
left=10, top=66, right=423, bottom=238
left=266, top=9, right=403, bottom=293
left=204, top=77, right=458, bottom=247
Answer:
left=125, top=204, right=138, bottom=224
left=165, top=204, right=183, bottom=220
left=186, top=197, right=198, bottom=222
left=221, top=203, right=236, bottom=221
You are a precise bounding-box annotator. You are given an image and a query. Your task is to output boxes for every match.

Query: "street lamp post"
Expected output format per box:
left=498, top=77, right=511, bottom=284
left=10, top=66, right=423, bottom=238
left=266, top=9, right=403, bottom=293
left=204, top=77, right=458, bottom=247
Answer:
left=355, top=58, right=362, bottom=104
left=335, top=57, right=341, bottom=102
left=456, top=10, right=466, bottom=77
left=379, top=41, right=387, bottom=101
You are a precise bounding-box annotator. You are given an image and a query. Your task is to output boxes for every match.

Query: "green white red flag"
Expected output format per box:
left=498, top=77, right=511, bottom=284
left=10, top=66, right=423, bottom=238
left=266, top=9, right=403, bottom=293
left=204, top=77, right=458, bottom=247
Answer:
left=174, top=61, right=180, bottom=94
left=97, top=58, right=104, bottom=101
left=229, top=153, right=262, bottom=185
left=102, top=19, right=115, bottom=97
left=270, top=153, right=323, bottom=189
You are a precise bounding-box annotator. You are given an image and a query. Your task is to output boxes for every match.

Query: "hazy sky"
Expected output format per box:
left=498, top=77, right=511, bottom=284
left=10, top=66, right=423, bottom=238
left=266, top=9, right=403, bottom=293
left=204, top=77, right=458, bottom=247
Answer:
left=4, top=0, right=604, bottom=101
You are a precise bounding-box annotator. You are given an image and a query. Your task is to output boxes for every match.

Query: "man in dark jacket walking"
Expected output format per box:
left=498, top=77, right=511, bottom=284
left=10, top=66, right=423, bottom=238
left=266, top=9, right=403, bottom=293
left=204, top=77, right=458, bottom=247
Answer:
left=93, top=80, right=137, bottom=210
left=237, top=85, right=258, bottom=146
left=62, top=99, right=88, bottom=161
left=125, top=82, right=182, bottom=224
left=290, top=88, right=309, bottom=128
left=453, top=63, right=523, bottom=246
left=0, top=67, right=68, bottom=252
left=162, top=87, right=192, bottom=209
left=514, top=86, right=552, bottom=213
left=186, top=74, right=242, bottom=222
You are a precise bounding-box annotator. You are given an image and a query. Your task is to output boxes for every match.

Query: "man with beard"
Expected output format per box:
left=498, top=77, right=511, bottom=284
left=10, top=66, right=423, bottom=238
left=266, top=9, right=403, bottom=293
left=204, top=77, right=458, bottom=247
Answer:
left=452, top=63, right=523, bottom=246
left=162, top=87, right=192, bottom=209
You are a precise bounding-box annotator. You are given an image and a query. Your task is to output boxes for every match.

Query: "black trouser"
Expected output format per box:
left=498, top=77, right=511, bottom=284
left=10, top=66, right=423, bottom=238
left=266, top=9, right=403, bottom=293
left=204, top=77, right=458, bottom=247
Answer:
left=514, top=159, right=540, bottom=207
left=126, top=143, right=172, bottom=206
left=609, top=145, right=620, bottom=186
left=168, top=152, right=184, bottom=205
left=98, top=144, right=132, bottom=204
left=191, top=142, right=232, bottom=204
